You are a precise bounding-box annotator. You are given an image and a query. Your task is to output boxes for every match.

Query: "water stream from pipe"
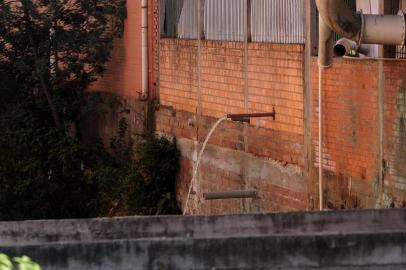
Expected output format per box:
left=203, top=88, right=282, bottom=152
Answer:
left=183, top=116, right=228, bottom=215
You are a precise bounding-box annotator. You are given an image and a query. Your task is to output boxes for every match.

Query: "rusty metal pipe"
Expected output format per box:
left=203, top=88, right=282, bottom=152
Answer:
left=229, top=117, right=251, bottom=123
left=203, top=190, right=257, bottom=200
left=227, top=107, right=276, bottom=121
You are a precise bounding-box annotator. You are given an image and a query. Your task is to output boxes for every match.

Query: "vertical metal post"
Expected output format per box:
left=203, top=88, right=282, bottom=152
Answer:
left=377, top=60, right=385, bottom=207
left=303, top=0, right=313, bottom=210
left=199, top=0, right=206, bottom=40
left=195, top=0, right=204, bottom=213
left=318, top=66, right=324, bottom=211
left=242, top=0, right=251, bottom=213
left=156, top=0, right=161, bottom=101
left=141, top=0, right=149, bottom=99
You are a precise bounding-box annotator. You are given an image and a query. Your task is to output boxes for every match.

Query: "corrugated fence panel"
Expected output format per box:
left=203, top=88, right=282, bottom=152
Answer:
left=205, top=0, right=246, bottom=42
left=251, top=0, right=305, bottom=44
left=161, top=0, right=305, bottom=44
left=160, top=0, right=184, bottom=37
left=178, top=0, right=198, bottom=39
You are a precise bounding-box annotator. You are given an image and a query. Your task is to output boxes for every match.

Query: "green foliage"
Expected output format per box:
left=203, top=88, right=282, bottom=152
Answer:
left=0, top=107, right=181, bottom=219
left=0, top=254, right=40, bottom=270
left=0, top=0, right=181, bottom=220
left=0, top=102, right=98, bottom=219
left=87, top=124, right=181, bottom=216
left=0, top=0, right=126, bottom=126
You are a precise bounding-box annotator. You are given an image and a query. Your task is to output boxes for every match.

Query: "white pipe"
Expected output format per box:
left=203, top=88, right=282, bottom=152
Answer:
left=141, top=0, right=148, bottom=98
left=318, top=66, right=324, bottom=211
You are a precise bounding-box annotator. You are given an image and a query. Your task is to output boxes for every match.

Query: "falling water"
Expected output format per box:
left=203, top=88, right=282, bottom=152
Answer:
left=183, top=116, right=228, bottom=215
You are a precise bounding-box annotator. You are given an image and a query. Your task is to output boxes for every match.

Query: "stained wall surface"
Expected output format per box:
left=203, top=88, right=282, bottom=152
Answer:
left=157, top=39, right=307, bottom=214
left=90, top=0, right=142, bottom=98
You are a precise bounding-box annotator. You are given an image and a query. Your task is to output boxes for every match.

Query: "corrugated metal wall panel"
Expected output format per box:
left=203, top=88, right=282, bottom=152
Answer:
left=178, top=0, right=199, bottom=39
left=160, top=0, right=184, bottom=37
left=160, top=0, right=305, bottom=44
left=251, top=0, right=305, bottom=44
left=205, top=0, right=246, bottom=42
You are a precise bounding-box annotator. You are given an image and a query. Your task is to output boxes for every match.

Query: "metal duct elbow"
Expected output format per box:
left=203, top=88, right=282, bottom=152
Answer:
left=318, top=15, right=334, bottom=67
left=315, top=0, right=406, bottom=46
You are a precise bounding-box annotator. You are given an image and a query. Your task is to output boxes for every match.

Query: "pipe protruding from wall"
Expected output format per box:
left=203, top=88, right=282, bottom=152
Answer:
left=334, top=38, right=370, bottom=57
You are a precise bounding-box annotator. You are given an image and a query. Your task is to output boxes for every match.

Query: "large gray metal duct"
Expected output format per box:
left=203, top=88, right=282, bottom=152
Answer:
left=316, top=0, right=406, bottom=66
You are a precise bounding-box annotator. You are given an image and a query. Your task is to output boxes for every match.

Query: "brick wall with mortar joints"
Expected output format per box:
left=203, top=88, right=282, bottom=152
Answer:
left=158, top=39, right=305, bottom=160
left=248, top=43, right=304, bottom=135
left=200, top=40, right=245, bottom=117
left=311, top=58, right=379, bottom=208
left=311, top=58, right=406, bottom=209
left=312, top=58, right=379, bottom=180
left=157, top=39, right=307, bottom=214
left=383, top=62, right=406, bottom=207
left=156, top=106, right=307, bottom=213
left=159, top=39, right=199, bottom=113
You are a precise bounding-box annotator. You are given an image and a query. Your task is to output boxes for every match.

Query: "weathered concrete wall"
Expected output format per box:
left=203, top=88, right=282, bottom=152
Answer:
left=1, top=210, right=406, bottom=269
left=79, top=92, right=147, bottom=147
left=89, top=0, right=142, bottom=98
left=174, top=137, right=306, bottom=214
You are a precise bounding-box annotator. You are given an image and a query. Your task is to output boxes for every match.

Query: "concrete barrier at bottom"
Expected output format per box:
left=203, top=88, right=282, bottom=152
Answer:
left=0, top=209, right=406, bottom=269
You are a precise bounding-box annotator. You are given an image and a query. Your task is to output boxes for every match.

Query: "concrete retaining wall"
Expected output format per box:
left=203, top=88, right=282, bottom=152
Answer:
left=1, top=209, right=406, bottom=269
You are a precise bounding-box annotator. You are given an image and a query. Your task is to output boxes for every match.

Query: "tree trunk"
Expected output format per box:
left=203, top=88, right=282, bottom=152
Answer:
left=21, top=0, right=61, bottom=128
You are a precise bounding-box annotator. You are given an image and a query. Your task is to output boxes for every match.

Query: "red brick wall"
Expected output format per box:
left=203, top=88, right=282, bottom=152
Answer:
left=158, top=38, right=406, bottom=213
left=157, top=39, right=307, bottom=214
left=383, top=62, right=406, bottom=206
left=312, top=59, right=379, bottom=181
left=159, top=39, right=305, bottom=163
left=311, top=58, right=406, bottom=209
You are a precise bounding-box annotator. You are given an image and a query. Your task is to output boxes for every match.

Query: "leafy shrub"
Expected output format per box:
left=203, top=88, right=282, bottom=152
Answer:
left=90, top=120, right=181, bottom=216
left=0, top=104, right=181, bottom=220
left=0, top=254, right=41, bottom=270
left=0, top=1, right=181, bottom=220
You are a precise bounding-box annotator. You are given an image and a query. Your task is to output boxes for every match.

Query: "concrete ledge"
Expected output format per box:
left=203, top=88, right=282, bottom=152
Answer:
left=2, top=232, right=406, bottom=270
left=0, top=210, right=405, bottom=269
left=0, top=209, right=405, bottom=246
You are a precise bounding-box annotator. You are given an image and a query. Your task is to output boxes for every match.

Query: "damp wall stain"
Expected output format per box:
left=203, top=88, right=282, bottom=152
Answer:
left=395, top=85, right=406, bottom=182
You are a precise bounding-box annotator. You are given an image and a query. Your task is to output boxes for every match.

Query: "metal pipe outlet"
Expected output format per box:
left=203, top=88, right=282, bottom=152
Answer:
left=334, top=38, right=370, bottom=57
left=203, top=190, right=257, bottom=200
